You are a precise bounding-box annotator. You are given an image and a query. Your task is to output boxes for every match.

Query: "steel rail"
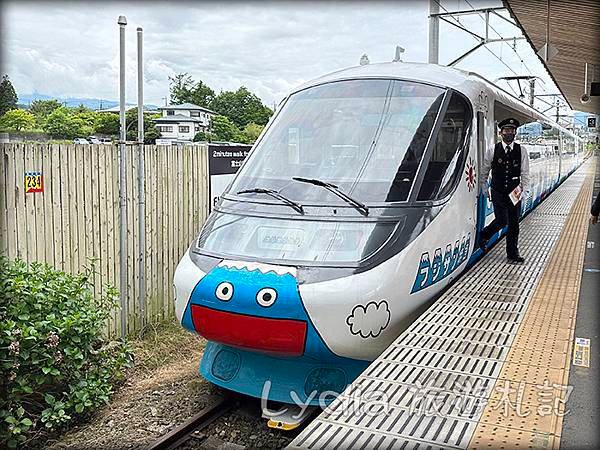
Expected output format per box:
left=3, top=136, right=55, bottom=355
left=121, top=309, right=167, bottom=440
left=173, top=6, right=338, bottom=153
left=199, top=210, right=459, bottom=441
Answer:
left=146, top=394, right=236, bottom=450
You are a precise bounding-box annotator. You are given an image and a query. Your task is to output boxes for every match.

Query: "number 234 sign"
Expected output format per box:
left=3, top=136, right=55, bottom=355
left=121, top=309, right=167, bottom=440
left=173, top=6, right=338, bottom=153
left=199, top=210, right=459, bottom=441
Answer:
left=24, top=172, right=43, bottom=193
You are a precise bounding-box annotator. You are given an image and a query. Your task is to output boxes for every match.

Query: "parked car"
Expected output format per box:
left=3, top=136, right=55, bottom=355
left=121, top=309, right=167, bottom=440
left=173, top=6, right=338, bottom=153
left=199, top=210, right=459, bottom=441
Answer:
left=88, top=136, right=101, bottom=144
left=73, top=138, right=89, bottom=144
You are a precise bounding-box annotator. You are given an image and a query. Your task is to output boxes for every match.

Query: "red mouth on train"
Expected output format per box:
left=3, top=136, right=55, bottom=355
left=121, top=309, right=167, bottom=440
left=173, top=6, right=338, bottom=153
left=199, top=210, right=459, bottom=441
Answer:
left=190, top=304, right=307, bottom=357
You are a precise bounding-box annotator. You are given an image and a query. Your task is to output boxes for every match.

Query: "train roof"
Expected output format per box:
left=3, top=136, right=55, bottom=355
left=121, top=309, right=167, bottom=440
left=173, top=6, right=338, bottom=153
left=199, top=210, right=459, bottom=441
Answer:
left=292, top=62, right=579, bottom=138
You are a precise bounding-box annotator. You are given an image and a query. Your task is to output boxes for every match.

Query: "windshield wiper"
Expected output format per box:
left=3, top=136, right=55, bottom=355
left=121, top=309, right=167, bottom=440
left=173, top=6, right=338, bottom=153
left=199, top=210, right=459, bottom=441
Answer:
left=236, top=187, right=304, bottom=214
left=292, top=177, right=369, bottom=216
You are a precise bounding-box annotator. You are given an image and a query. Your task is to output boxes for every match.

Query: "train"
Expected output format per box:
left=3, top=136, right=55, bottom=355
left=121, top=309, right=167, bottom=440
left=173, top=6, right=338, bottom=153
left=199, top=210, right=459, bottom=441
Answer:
left=173, top=62, right=585, bottom=407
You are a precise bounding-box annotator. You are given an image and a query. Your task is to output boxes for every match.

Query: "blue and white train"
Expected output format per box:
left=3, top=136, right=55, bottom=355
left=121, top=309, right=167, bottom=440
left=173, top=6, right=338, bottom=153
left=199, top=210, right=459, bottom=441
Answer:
left=173, top=62, right=584, bottom=406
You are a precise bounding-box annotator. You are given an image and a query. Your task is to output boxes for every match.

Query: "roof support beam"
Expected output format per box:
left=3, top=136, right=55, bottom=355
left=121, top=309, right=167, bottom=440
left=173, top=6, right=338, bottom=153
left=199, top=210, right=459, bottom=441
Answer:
left=429, top=6, right=505, bottom=18
left=484, top=36, right=526, bottom=44
left=448, top=42, right=486, bottom=67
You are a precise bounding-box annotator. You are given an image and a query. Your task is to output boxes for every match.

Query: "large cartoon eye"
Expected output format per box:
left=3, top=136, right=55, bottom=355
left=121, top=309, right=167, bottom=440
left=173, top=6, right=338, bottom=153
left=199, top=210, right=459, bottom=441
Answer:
left=215, top=282, right=234, bottom=301
left=256, top=288, right=277, bottom=307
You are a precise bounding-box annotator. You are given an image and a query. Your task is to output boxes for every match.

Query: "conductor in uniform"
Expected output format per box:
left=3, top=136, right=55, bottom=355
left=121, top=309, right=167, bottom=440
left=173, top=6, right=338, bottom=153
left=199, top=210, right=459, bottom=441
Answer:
left=478, top=118, right=530, bottom=263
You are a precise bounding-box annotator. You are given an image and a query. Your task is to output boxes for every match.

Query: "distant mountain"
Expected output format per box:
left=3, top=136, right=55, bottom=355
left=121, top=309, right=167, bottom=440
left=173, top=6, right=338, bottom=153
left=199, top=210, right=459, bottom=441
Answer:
left=18, top=93, right=159, bottom=110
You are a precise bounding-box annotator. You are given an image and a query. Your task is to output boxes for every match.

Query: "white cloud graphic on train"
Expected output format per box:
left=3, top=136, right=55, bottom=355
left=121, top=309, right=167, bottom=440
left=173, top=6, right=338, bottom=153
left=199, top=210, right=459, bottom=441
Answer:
left=346, top=301, right=391, bottom=339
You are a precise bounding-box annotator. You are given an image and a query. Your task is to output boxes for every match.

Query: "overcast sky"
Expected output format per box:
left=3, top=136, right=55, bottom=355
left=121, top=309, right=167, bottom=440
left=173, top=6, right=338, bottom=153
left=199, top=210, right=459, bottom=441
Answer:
left=1, top=0, right=562, bottom=111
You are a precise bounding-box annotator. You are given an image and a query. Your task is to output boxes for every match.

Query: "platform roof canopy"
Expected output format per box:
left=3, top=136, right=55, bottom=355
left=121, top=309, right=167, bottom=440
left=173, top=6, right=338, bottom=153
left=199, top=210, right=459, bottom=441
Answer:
left=504, top=0, right=600, bottom=114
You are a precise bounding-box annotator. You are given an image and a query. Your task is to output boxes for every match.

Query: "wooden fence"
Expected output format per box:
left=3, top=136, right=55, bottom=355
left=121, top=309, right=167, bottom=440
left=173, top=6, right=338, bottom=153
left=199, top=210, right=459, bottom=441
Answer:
left=0, top=143, right=210, bottom=337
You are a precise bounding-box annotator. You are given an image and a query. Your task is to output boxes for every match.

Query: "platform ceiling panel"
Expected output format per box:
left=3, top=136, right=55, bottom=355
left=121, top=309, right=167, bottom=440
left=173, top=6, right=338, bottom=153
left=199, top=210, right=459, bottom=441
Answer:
left=504, top=0, right=600, bottom=114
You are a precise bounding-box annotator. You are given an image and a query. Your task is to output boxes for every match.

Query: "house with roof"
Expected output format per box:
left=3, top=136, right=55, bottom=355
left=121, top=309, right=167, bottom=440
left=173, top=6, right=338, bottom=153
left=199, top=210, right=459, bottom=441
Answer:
left=153, top=103, right=216, bottom=142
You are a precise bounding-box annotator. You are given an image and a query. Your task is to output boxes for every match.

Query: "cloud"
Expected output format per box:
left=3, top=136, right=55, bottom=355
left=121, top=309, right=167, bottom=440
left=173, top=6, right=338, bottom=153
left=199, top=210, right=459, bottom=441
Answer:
left=0, top=0, right=562, bottom=112
left=0, top=1, right=428, bottom=106
left=346, top=300, right=391, bottom=339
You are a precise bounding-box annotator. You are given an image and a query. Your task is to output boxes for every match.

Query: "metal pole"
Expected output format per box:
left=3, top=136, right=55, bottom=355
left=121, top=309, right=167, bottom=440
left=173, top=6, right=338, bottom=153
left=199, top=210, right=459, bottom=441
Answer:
left=448, top=42, right=485, bottom=67
left=428, top=0, right=439, bottom=64
left=137, top=27, right=146, bottom=332
left=544, top=0, right=550, bottom=62
left=118, top=15, right=128, bottom=337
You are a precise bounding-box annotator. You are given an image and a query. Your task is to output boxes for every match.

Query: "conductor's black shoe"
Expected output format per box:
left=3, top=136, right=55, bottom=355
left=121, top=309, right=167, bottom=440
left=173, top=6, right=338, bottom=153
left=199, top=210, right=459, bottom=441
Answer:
left=507, top=255, right=525, bottom=263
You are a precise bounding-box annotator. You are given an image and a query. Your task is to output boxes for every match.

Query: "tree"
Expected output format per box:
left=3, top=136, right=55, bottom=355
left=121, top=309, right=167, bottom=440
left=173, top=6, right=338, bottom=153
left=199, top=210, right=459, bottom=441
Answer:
left=169, top=73, right=194, bottom=104
left=0, top=109, right=35, bottom=131
left=43, top=107, right=91, bottom=139
left=193, top=131, right=214, bottom=142
left=240, top=122, right=264, bottom=144
left=210, top=86, right=272, bottom=129
left=43, top=108, right=72, bottom=137
left=124, top=108, right=161, bottom=143
left=30, top=99, right=62, bottom=127
left=210, top=115, right=242, bottom=142
left=70, top=113, right=95, bottom=138
left=94, top=112, right=120, bottom=136
left=0, top=75, right=18, bottom=115
left=169, top=73, right=215, bottom=108
left=74, top=103, right=91, bottom=114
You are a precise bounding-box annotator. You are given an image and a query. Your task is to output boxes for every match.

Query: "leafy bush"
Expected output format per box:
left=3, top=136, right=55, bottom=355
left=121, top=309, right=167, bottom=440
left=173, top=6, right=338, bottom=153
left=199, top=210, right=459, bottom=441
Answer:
left=0, top=110, right=36, bottom=132
left=0, top=259, right=133, bottom=448
left=193, top=131, right=213, bottom=142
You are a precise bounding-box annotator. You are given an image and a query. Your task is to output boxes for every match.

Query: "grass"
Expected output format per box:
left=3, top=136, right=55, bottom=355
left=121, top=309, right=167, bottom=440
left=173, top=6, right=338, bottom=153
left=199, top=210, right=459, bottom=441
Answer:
left=129, top=319, right=205, bottom=375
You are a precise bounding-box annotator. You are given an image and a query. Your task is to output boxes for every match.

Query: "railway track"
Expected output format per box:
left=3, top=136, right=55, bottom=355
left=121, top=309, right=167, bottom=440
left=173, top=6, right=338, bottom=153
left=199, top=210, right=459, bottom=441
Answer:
left=146, top=394, right=236, bottom=450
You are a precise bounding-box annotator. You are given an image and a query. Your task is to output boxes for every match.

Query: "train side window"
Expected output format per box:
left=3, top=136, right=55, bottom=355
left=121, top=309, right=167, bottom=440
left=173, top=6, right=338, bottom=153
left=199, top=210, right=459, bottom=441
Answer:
left=417, top=93, right=471, bottom=201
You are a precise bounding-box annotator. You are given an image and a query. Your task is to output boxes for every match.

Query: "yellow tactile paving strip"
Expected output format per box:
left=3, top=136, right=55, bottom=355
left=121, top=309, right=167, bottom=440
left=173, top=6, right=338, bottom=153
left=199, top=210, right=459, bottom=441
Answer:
left=468, top=161, right=595, bottom=450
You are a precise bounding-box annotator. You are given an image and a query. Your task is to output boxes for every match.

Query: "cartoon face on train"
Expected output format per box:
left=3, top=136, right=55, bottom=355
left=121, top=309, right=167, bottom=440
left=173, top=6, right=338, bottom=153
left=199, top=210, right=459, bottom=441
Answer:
left=180, top=260, right=333, bottom=360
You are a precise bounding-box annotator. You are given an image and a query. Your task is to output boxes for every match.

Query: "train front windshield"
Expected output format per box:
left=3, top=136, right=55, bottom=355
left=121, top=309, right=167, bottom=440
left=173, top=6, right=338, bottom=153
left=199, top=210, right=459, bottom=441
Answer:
left=196, top=79, right=466, bottom=266
left=229, top=79, right=446, bottom=203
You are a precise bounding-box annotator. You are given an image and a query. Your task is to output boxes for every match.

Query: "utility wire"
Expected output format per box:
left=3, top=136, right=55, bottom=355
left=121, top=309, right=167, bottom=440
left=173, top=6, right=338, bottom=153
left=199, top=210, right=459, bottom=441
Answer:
left=432, top=0, right=521, bottom=97
left=463, top=0, right=535, bottom=76
left=461, top=0, right=570, bottom=113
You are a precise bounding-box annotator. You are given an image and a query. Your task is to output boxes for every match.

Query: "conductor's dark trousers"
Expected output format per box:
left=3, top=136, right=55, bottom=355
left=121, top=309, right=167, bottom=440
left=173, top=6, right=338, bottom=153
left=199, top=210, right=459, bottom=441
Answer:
left=480, top=188, right=521, bottom=258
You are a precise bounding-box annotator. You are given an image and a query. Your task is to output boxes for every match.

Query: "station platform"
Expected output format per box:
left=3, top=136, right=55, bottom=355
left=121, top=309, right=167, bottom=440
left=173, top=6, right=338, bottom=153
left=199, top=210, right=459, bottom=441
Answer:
left=288, top=158, right=598, bottom=450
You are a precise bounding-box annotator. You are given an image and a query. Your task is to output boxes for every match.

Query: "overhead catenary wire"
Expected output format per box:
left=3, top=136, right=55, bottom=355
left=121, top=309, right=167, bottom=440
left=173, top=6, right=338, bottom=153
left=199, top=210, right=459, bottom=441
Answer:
left=464, top=0, right=557, bottom=109
left=463, top=0, right=535, bottom=76
left=431, top=0, right=521, bottom=98
left=461, top=0, right=570, bottom=114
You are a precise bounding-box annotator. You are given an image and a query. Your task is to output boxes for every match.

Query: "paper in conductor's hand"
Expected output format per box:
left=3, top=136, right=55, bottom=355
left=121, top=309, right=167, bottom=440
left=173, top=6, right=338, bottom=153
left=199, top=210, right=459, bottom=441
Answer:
left=509, top=186, right=522, bottom=206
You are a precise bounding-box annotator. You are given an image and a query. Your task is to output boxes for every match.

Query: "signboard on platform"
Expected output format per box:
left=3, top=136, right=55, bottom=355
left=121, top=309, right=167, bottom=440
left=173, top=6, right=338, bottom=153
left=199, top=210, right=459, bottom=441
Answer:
left=24, top=171, right=43, bottom=193
left=208, top=144, right=252, bottom=211
left=573, top=337, right=590, bottom=367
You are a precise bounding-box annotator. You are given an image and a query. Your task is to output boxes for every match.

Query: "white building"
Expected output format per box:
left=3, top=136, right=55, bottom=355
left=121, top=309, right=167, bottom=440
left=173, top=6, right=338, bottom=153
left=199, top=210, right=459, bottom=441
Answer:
left=154, top=103, right=216, bottom=142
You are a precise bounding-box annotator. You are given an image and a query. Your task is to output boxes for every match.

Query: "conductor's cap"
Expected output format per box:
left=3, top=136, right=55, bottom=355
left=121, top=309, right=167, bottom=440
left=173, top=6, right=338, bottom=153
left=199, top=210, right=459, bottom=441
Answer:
left=498, top=118, right=520, bottom=130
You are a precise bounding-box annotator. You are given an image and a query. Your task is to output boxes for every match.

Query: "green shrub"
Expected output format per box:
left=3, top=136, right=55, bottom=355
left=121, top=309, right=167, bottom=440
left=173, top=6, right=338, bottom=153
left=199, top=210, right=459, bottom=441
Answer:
left=0, top=258, right=132, bottom=448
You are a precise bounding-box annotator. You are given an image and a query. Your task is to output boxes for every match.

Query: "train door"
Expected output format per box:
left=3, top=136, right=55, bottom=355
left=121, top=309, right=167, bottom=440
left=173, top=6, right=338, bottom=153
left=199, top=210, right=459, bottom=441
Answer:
left=558, top=131, right=563, bottom=181
left=475, top=111, right=489, bottom=239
